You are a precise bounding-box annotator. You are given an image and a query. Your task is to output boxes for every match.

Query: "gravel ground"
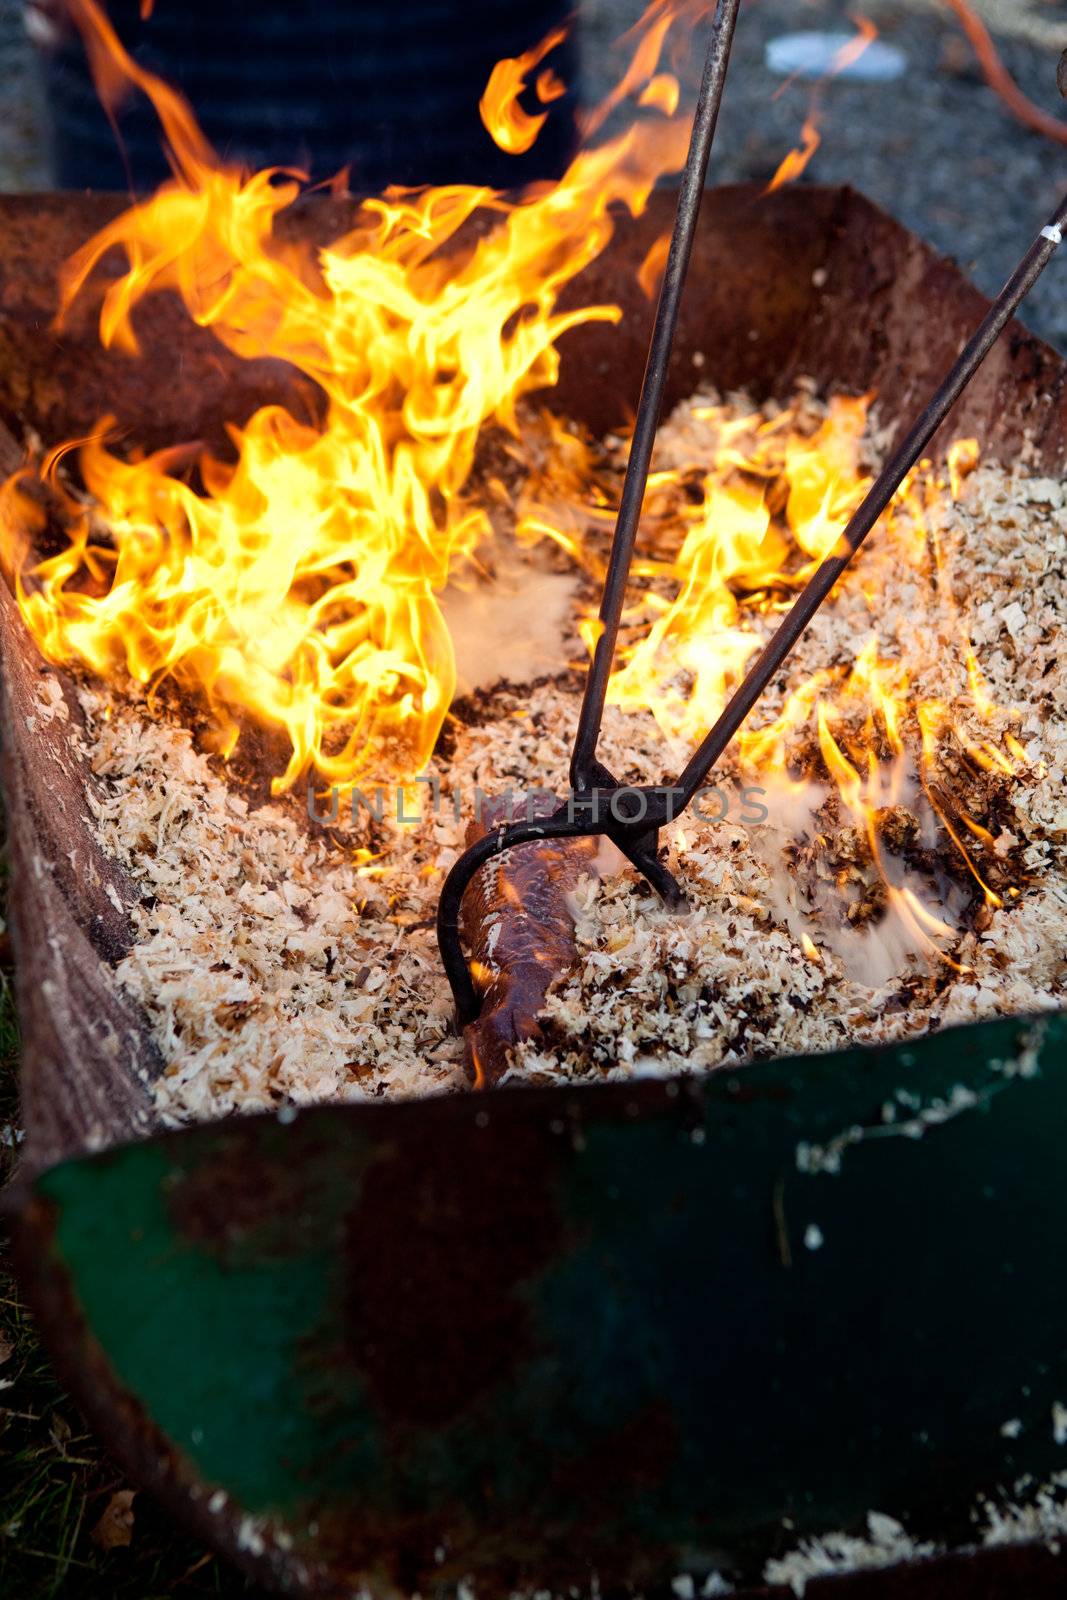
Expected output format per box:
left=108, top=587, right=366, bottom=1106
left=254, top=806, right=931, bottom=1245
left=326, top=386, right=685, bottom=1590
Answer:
left=0, top=0, right=1064, bottom=342
left=0, top=0, right=49, bottom=189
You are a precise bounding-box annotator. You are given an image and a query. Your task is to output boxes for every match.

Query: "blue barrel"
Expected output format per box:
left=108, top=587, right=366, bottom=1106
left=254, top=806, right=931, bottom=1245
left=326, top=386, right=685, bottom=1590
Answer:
left=33, top=0, right=579, bottom=191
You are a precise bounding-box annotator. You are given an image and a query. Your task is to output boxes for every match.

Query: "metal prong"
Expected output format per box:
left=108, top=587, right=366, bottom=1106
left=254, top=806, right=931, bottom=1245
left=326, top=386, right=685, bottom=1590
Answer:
left=670, top=189, right=1067, bottom=809
left=569, top=0, right=742, bottom=793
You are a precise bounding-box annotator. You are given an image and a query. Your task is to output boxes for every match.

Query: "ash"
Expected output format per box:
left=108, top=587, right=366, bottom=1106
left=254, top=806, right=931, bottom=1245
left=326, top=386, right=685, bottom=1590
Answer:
left=65, top=387, right=1067, bottom=1122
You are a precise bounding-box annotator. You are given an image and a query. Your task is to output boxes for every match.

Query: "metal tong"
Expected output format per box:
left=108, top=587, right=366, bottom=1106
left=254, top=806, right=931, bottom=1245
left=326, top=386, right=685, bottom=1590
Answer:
left=438, top=0, right=1067, bottom=1029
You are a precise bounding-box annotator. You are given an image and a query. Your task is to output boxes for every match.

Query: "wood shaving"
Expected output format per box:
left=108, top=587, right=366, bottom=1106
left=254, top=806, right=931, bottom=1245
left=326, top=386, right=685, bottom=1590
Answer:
left=62, top=386, right=1066, bottom=1122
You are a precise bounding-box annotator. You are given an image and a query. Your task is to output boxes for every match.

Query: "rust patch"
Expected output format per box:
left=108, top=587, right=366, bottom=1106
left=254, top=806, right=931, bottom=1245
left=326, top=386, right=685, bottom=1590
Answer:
left=342, top=1116, right=562, bottom=1426
left=549, top=1395, right=681, bottom=1514
left=167, top=1125, right=340, bottom=1264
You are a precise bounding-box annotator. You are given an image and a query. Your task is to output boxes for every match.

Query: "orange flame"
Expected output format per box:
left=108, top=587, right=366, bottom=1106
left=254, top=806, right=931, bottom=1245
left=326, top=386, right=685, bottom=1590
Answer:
left=479, top=25, right=568, bottom=156
left=766, top=15, right=878, bottom=193
left=766, top=116, right=821, bottom=195
left=580, top=0, right=707, bottom=139
left=604, top=393, right=872, bottom=741
left=637, top=231, right=672, bottom=299
left=8, top=0, right=703, bottom=793
left=511, top=392, right=1019, bottom=963
left=536, top=67, right=568, bottom=106
left=2, top=3, right=1025, bottom=969
left=941, top=0, right=1067, bottom=148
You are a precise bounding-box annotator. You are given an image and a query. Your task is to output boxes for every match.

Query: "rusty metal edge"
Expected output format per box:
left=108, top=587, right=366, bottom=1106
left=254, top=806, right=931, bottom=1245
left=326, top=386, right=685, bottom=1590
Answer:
left=8, top=1081, right=1067, bottom=1600
left=5, top=1187, right=342, bottom=1599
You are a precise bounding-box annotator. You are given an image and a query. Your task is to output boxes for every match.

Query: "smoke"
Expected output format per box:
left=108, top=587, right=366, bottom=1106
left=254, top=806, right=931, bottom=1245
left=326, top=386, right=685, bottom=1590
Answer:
left=441, top=549, right=579, bottom=698
left=749, top=774, right=968, bottom=989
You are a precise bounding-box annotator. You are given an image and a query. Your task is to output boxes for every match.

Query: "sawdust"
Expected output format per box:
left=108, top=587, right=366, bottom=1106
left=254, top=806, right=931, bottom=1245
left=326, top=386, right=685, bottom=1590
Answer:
left=59, top=384, right=1067, bottom=1122
left=764, top=1511, right=938, bottom=1596
left=761, top=1468, right=1067, bottom=1598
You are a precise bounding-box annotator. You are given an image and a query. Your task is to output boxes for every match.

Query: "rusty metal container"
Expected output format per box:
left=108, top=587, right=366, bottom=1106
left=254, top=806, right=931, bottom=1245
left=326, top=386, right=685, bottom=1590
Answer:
left=1, top=184, right=1066, bottom=1597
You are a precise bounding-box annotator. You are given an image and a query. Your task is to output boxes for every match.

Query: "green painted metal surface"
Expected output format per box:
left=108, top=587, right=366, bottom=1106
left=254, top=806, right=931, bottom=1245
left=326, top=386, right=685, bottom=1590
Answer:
left=14, top=1010, right=1067, bottom=1594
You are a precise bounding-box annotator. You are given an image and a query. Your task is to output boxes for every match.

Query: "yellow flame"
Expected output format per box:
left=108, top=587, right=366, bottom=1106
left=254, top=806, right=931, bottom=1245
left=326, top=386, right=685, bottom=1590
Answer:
left=639, top=73, right=681, bottom=117
left=766, top=16, right=878, bottom=193
left=479, top=25, right=568, bottom=156
left=2, top=3, right=1024, bottom=961
left=545, top=388, right=1017, bottom=958
left=600, top=393, right=872, bottom=744
left=6, top=0, right=707, bottom=793
left=947, top=436, right=980, bottom=500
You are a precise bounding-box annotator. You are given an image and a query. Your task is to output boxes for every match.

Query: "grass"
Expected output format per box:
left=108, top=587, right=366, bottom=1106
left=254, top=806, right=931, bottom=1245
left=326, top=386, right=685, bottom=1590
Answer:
left=0, top=852, right=263, bottom=1598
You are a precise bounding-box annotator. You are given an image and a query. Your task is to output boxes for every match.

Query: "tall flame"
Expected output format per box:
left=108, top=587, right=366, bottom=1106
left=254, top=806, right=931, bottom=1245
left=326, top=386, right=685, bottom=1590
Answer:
left=1, top=0, right=1025, bottom=970
left=6, top=0, right=710, bottom=792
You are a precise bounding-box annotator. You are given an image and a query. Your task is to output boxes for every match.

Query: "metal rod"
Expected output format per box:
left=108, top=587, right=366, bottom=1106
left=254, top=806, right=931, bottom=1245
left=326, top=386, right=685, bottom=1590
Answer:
left=438, top=196, right=1066, bottom=1027
left=672, top=190, right=1067, bottom=807
left=569, top=0, right=742, bottom=793
left=438, top=153, right=1067, bottom=1031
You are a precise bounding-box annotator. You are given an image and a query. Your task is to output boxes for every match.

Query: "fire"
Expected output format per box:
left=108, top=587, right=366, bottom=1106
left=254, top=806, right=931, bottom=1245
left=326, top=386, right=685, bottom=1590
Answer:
left=0, top=1, right=1024, bottom=972
left=767, top=117, right=820, bottom=195
left=4, top=0, right=709, bottom=793
left=520, top=388, right=1020, bottom=967
left=766, top=15, right=878, bottom=193
left=604, top=393, right=872, bottom=742
left=637, top=232, right=672, bottom=299
left=816, top=693, right=963, bottom=967
left=479, top=26, right=569, bottom=156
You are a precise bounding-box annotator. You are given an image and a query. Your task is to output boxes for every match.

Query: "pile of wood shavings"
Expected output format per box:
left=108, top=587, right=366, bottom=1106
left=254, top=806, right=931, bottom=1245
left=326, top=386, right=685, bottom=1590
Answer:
left=76, top=687, right=469, bottom=1113
left=65, top=386, right=1067, bottom=1122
